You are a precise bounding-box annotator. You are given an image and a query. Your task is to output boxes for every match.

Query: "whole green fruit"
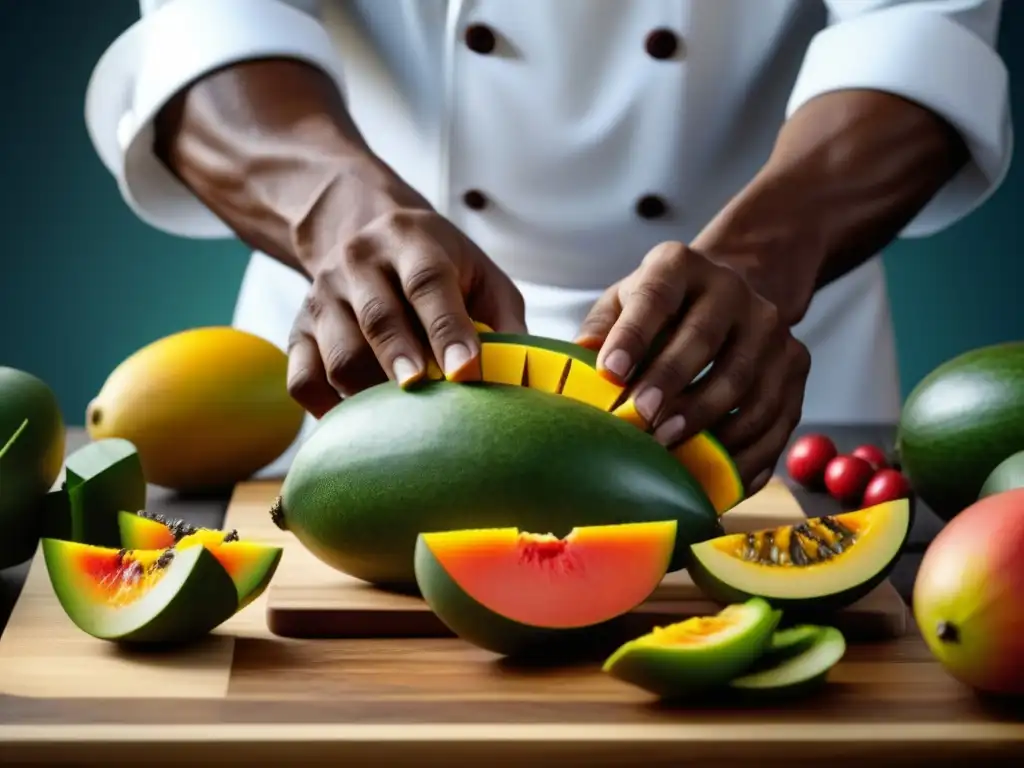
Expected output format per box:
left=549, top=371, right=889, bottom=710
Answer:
left=897, top=342, right=1024, bottom=521
left=0, top=367, right=65, bottom=568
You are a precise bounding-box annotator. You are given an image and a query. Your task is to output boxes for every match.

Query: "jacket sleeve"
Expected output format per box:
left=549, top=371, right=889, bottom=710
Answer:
left=85, top=0, right=346, bottom=239
left=786, top=0, right=1012, bottom=237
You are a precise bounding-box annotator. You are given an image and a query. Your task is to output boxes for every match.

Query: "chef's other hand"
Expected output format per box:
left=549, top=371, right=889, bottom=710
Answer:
left=575, top=242, right=810, bottom=494
left=287, top=207, right=526, bottom=418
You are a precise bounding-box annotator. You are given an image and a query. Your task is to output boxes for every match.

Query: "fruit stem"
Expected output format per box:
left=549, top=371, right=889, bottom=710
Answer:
left=936, top=620, right=960, bottom=644
left=269, top=496, right=288, bottom=531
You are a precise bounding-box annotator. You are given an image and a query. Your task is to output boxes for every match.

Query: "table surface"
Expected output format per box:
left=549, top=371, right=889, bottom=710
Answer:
left=3, top=425, right=984, bottom=768
left=0, top=425, right=941, bottom=633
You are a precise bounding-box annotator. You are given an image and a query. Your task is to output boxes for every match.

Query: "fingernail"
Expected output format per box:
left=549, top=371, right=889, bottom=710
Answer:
left=392, top=355, right=422, bottom=387
left=601, top=349, right=632, bottom=382
left=443, top=343, right=473, bottom=378
left=634, top=387, right=663, bottom=422
left=654, top=414, right=687, bottom=446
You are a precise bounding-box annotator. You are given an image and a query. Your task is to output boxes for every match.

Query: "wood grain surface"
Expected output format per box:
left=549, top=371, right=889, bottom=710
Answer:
left=264, top=477, right=909, bottom=640
left=2, top=479, right=1022, bottom=766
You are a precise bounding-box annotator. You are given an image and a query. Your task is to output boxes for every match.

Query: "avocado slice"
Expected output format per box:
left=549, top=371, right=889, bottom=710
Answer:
left=64, top=438, right=147, bottom=548
left=118, top=510, right=283, bottom=611
left=602, top=598, right=780, bottom=699
left=42, top=538, right=238, bottom=644
left=729, top=625, right=846, bottom=699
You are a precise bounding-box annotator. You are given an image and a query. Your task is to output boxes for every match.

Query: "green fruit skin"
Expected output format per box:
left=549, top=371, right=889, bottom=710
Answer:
left=0, top=367, right=66, bottom=569
left=686, top=553, right=902, bottom=617
left=278, top=381, right=721, bottom=587
left=978, top=449, right=1024, bottom=499
left=897, top=342, right=1024, bottom=521
left=43, top=539, right=238, bottom=644
left=414, top=534, right=622, bottom=656
left=726, top=626, right=846, bottom=702
left=65, top=439, right=148, bottom=548
left=603, top=599, right=779, bottom=700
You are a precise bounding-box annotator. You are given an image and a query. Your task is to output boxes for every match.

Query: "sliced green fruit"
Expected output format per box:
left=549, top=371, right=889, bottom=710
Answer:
left=414, top=521, right=677, bottom=657
left=978, top=449, right=1024, bottom=499
left=42, top=538, right=238, bottom=644
left=765, top=625, right=823, bottom=659
left=118, top=510, right=282, bottom=610
left=688, top=499, right=910, bottom=613
left=64, top=438, right=147, bottom=548
left=601, top=598, right=779, bottom=699
left=729, top=625, right=846, bottom=698
left=275, top=381, right=719, bottom=587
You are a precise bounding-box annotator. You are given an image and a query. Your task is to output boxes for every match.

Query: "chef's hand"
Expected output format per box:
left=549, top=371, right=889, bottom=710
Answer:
left=286, top=207, right=526, bottom=418
left=575, top=242, right=810, bottom=494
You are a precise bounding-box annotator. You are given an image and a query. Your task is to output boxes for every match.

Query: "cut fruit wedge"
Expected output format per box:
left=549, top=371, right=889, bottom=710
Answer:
left=64, top=438, right=147, bottom=548
left=688, top=499, right=911, bottom=612
left=42, top=538, right=238, bottom=644
left=602, top=598, right=780, bottom=699
left=729, top=625, right=846, bottom=697
left=415, top=520, right=679, bottom=656
left=118, top=510, right=282, bottom=610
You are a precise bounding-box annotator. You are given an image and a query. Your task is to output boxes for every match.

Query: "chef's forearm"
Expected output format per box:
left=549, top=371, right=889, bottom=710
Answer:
left=692, top=88, right=969, bottom=326
left=153, top=58, right=428, bottom=277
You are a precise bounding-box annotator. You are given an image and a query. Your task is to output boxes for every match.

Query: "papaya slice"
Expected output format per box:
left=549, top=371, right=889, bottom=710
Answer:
left=602, top=598, right=780, bottom=699
left=560, top=359, right=625, bottom=411
left=414, top=520, right=678, bottom=656
left=688, top=498, right=911, bottom=612
left=42, top=538, right=238, bottom=643
left=480, top=342, right=528, bottom=386
left=64, top=438, right=147, bottom=548
left=524, top=347, right=571, bottom=394
left=479, top=332, right=599, bottom=368
left=117, top=511, right=282, bottom=610
left=611, top=398, right=648, bottom=430
left=671, top=432, right=744, bottom=515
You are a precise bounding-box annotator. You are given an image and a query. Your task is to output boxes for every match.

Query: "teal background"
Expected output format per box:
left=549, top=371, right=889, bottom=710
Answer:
left=1, top=1, right=1022, bottom=425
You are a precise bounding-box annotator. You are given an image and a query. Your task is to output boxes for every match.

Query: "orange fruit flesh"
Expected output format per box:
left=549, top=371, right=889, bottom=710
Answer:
left=424, top=521, right=676, bottom=629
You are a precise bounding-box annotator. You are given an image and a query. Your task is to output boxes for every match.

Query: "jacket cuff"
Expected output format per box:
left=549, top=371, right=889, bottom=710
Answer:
left=85, top=0, right=345, bottom=238
left=786, top=6, right=1012, bottom=238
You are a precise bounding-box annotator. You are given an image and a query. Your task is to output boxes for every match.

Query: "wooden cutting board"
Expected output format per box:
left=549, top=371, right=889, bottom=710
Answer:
left=4, top=480, right=1024, bottom=766
left=263, top=478, right=908, bottom=640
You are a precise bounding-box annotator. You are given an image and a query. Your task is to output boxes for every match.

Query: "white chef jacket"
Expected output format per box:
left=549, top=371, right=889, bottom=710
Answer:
left=84, top=0, right=1012, bottom=478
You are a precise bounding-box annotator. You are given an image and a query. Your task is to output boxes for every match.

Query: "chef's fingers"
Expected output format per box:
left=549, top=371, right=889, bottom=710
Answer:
left=731, top=355, right=809, bottom=490
left=395, top=242, right=483, bottom=382
left=314, top=295, right=388, bottom=398
left=627, top=290, right=731, bottom=435
left=665, top=295, right=780, bottom=444
left=466, top=260, right=528, bottom=335
left=286, top=317, right=342, bottom=419
left=324, top=258, right=428, bottom=387
left=574, top=287, right=624, bottom=352
left=589, top=243, right=693, bottom=384
left=712, top=337, right=797, bottom=453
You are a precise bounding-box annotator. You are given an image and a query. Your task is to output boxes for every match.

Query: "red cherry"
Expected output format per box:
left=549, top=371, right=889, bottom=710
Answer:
left=862, top=468, right=913, bottom=507
left=851, top=444, right=889, bottom=471
left=824, top=455, right=875, bottom=506
left=786, top=434, right=838, bottom=488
